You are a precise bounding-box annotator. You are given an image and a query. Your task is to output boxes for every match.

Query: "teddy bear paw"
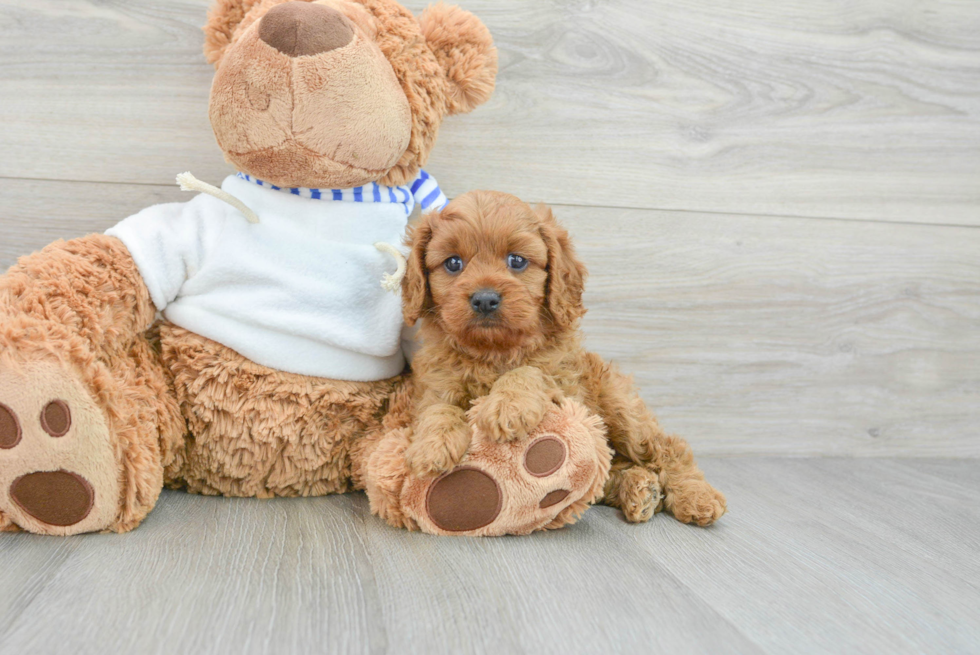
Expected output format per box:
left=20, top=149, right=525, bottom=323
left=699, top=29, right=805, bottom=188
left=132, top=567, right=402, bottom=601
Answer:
left=0, top=361, right=120, bottom=535
left=387, top=399, right=612, bottom=536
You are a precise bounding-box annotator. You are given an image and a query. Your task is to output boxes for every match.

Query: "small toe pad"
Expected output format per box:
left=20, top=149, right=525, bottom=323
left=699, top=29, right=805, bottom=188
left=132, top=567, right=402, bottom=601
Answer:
left=524, top=436, right=566, bottom=477
left=539, top=489, right=570, bottom=508
left=0, top=403, right=21, bottom=449
left=40, top=400, right=71, bottom=438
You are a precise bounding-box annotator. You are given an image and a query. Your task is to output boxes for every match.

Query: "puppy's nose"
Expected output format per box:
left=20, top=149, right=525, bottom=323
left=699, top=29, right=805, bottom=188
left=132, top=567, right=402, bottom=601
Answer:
left=259, top=2, right=354, bottom=57
left=470, top=290, right=501, bottom=315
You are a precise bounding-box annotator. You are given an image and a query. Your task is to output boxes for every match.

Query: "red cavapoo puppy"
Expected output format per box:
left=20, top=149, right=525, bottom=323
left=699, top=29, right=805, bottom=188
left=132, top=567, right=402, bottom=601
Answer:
left=401, top=190, right=725, bottom=526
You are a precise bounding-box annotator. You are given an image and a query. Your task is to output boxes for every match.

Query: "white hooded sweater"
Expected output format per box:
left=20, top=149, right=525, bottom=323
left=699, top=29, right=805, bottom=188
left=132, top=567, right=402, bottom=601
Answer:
left=106, top=172, right=447, bottom=381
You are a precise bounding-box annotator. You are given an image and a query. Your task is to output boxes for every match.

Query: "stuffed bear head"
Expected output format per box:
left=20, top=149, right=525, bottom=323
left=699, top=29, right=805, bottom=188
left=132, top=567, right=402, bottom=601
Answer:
left=203, top=0, right=497, bottom=189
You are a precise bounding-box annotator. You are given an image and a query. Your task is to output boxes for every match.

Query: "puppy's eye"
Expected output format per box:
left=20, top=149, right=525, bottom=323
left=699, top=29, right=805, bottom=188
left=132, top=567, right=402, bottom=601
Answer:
left=444, top=256, right=464, bottom=274
left=507, top=254, right=529, bottom=271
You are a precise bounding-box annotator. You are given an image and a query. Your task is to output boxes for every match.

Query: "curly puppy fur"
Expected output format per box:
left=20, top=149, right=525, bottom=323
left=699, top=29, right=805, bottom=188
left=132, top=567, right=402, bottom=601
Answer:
left=402, top=191, right=726, bottom=526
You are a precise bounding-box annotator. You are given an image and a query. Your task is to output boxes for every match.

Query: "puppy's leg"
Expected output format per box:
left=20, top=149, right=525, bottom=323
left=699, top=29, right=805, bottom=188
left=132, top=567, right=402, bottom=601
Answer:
left=601, top=457, right=662, bottom=523
left=585, top=354, right=726, bottom=526
left=468, top=366, right=557, bottom=443
left=404, top=403, right=472, bottom=478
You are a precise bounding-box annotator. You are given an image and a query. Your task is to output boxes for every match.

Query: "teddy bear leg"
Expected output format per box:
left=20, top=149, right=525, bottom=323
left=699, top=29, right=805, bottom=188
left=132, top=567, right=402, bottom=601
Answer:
left=0, top=236, right=185, bottom=535
left=159, top=323, right=403, bottom=499
left=361, top=399, right=612, bottom=536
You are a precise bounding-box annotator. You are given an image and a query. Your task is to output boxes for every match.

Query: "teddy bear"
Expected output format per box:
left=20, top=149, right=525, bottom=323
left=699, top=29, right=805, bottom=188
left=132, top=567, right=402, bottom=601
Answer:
left=0, top=0, right=612, bottom=537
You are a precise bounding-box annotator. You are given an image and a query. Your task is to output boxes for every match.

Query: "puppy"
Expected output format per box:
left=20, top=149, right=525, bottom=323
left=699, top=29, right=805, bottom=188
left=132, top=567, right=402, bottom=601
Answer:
left=401, top=190, right=726, bottom=526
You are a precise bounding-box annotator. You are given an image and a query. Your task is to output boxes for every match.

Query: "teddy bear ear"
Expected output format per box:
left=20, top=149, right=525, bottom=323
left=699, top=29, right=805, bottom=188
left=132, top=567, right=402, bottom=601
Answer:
left=419, top=3, right=498, bottom=116
left=203, top=0, right=264, bottom=68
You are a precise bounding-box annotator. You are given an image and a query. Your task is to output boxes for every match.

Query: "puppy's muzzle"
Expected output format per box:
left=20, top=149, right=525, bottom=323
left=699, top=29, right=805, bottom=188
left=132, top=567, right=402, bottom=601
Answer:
left=470, top=289, right=501, bottom=316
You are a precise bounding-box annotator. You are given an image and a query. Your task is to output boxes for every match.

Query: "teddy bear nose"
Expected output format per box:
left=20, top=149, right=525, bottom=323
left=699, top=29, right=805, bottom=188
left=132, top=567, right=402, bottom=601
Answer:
left=258, top=1, right=354, bottom=57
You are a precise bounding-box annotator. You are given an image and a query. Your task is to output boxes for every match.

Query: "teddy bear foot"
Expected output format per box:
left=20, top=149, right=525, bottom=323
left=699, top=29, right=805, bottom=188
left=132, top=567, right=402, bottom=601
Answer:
left=366, top=399, right=612, bottom=536
left=0, top=361, right=121, bottom=535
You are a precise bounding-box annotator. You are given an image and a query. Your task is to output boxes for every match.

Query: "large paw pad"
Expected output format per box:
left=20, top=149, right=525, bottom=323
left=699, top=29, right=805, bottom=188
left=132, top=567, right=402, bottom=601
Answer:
left=10, top=470, right=94, bottom=527
left=426, top=467, right=502, bottom=532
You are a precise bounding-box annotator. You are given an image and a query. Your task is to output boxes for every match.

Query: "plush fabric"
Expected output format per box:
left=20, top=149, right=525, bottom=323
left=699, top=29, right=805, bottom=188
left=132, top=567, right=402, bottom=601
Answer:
left=206, top=0, right=498, bottom=190
left=418, top=3, right=497, bottom=116
left=106, top=174, right=447, bottom=381
left=0, top=0, right=617, bottom=539
left=210, top=20, right=414, bottom=189
left=258, top=1, right=354, bottom=57
left=0, top=236, right=185, bottom=534
left=159, top=323, right=400, bottom=498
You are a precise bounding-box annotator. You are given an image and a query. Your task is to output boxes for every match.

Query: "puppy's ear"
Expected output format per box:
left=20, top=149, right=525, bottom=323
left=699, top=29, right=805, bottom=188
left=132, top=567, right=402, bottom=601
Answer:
left=419, top=3, right=498, bottom=116
left=402, top=213, right=435, bottom=326
left=537, top=204, right=588, bottom=331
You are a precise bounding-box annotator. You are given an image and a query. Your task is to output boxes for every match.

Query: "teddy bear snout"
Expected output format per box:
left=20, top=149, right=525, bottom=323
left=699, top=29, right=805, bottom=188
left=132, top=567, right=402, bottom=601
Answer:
left=258, top=1, right=353, bottom=57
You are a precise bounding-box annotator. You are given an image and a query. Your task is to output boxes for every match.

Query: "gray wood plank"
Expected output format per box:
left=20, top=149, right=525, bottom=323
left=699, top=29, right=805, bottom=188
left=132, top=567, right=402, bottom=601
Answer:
left=353, top=500, right=762, bottom=655
left=562, top=204, right=980, bottom=457
left=1, top=179, right=978, bottom=457
left=0, top=494, right=388, bottom=655
left=596, top=457, right=980, bottom=655
left=0, top=0, right=978, bottom=225
left=0, top=179, right=186, bottom=267
left=0, top=458, right=978, bottom=655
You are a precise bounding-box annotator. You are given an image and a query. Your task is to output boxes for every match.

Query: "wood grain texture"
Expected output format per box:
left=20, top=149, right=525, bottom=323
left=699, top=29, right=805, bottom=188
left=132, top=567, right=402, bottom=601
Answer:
left=1, top=179, right=976, bottom=457
left=560, top=204, right=980, bottom=457
left=0, top=458, right=977, bottom=655
left=0, top=0, right=978, bottom=224
left=0, top=180, right=186, bottom=266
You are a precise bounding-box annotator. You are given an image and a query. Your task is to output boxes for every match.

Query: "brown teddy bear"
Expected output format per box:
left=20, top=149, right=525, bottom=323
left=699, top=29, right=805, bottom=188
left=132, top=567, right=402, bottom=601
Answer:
left=0, top=0, right=611, bottom=536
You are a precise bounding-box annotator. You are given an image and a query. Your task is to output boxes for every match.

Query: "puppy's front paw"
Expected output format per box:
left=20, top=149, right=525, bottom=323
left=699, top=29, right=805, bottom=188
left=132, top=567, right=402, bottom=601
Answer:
left=470, top=392, right=549, bottom=444
left=618, top=466, right=662, bottom=524
left=669, top=479, right=727, bottom=527
left=404, top=422, right=471, bottom=478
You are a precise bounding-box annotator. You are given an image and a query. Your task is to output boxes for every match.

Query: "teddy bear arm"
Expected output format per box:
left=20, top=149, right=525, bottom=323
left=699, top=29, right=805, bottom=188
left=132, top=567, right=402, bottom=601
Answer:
left=0, top=234, right=156, bottom=354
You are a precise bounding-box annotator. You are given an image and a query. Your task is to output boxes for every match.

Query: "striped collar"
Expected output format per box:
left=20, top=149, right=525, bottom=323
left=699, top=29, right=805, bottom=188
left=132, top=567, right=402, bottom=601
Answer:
left=235, top=169, right=448, bottom=215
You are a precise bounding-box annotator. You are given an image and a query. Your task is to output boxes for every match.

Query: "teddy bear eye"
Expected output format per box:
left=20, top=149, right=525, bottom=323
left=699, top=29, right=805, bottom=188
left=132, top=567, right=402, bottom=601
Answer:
left=507, top=254, right=529, bottom=271
left=444, top=256, right=464, bottom=274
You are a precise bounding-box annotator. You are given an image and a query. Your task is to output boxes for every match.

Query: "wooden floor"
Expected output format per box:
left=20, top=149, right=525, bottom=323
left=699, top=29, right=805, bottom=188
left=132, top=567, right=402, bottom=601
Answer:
left=0, top=458, right=977, bottom=655
left=0, top=0, right=978, bottom=652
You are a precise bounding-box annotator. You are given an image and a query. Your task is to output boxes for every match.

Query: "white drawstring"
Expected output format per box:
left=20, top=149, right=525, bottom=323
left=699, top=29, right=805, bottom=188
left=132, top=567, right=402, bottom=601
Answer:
left=176, top=172, right=259, bottom=224
left=374, top=243, right=407, bottom=293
